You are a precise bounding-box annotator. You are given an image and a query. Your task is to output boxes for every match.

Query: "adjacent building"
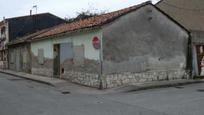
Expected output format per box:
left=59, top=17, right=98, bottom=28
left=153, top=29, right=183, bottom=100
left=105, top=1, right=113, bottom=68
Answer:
left=4, top=13, right=66, bottom=72
left=16, top=2, right=190, bottom=88
left=157, top=0, right=204, bottom=77
left=0, top=13, right=65, bottom=70
left=0, top=21, right=9, bottom=69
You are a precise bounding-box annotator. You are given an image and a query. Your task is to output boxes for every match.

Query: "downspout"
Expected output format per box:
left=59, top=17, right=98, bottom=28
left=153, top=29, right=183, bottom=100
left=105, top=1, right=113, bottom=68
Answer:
left=99, top=32, right=104, bottom=90
left=99, top=46, right=103, bottom=89
left=187, top=33, right=192, bottom=79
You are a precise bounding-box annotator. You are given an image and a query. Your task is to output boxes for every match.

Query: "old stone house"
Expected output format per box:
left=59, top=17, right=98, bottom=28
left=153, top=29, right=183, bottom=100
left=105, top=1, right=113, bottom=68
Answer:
left=14, top=2, right=189, bottom=88
left=157, top=0, right=204, bottom=77
left=6, top=13, right=66, bottom=72
left=7, top=29, right=49, bottom=73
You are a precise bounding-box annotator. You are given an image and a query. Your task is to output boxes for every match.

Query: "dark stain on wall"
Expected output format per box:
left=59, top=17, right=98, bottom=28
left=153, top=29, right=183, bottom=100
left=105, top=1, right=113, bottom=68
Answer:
left=102, top=5, right=189, bottom=74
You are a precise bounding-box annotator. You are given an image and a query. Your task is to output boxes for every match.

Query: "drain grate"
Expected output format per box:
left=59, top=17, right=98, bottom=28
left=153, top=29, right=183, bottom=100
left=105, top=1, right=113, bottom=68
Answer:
left=61, top=91, right=71, bottom=94
left=7, top=78, right=24, bottom=81
left=174, top=86, right=184, bottom=89
left=197, top=89, right=204, bottom=92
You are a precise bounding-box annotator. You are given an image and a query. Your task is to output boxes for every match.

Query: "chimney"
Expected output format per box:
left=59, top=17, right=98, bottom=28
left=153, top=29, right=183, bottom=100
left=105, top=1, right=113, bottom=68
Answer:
left=30, top=10, right=32, bottom=15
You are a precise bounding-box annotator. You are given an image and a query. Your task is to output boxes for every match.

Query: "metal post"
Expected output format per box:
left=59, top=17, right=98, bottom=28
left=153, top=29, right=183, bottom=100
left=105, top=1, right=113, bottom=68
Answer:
left=98, top=37, right=103, bottom=90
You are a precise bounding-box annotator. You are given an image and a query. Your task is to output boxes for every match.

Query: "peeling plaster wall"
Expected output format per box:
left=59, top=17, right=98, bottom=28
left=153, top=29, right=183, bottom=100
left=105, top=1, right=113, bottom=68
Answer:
left=31, top=30, right=102, bottom=83
left=8, top=43, right=31, bottom=73
left=30, top=5, right=190, bottom=88
left=102, top=5, right=189, bottom=88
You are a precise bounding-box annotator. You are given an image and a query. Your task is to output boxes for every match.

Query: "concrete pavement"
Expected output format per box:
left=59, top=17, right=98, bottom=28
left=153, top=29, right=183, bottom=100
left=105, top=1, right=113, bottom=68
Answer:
left=0, top=73, right=166, bottom=115
left=0, top=69, right=108, bottom=94
left=0, top=69, right=67, bottom=86
left=1, top=72, right=204, bottom=115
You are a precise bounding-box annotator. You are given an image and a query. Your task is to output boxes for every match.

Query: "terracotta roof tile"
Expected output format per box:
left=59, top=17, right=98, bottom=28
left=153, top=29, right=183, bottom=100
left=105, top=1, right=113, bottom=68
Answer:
left=31, top=1, right=151, bottom=41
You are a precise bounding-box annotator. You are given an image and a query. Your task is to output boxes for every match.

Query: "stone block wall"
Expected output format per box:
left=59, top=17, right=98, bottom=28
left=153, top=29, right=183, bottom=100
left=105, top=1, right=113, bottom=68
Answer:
left=58, top=69, right=188, bottom=89
left=104, top=69, right=189, bottom=88
left=60, top=59, right=101, bottom=88
left=62, top=71, right=100, bottom=88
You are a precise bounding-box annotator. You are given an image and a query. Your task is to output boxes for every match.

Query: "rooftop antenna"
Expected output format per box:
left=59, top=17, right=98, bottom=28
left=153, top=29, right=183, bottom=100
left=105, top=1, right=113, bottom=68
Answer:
left=32, top=5, right=38, bottom=14
left=30, top=10, right=32, bottom=15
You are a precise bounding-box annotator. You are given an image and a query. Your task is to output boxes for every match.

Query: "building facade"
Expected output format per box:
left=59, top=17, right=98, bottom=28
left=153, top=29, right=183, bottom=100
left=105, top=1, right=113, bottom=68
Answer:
left=26, top=2, right=189, bottom=88
left=6, top=13, right=66, bottom=72
left=0, top=21, right=9, bottom=69
left=157, top=0, right=204, bottom=77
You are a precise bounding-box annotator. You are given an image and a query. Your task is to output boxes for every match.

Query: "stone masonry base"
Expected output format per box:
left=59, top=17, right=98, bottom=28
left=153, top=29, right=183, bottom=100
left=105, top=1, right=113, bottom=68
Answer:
left=104, top=69, right=188, bottom=88
left=62, top=71, right=100, bottom=88
left=59, top=69, right=189, bottom=89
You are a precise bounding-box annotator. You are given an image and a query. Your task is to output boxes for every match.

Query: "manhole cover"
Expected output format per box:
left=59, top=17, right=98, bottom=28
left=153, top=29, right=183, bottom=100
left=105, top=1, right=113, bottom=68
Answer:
left=174, top=86, right=184, bottom=89
left=197, top=89, right=204, bottom=92
left=61, top=91, right=71, bottom=94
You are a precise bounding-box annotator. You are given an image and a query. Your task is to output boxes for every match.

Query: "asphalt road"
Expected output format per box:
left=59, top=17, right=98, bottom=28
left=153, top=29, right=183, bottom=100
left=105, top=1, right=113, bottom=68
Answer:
left=0, top=73, right=204, bottom=115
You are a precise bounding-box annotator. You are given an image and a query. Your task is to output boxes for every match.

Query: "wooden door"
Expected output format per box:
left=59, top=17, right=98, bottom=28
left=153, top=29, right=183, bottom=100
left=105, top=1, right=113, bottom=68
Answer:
left=53, top=44, right=60, bottom=78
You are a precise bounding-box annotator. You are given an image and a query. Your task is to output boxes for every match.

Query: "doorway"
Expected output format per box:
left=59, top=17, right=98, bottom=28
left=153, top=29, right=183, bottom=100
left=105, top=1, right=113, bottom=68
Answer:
left=196, top=45, right=204, bottom=76
left=16, top=49, right=21, bottom=72
left=53, top=44, right=60, bottom=78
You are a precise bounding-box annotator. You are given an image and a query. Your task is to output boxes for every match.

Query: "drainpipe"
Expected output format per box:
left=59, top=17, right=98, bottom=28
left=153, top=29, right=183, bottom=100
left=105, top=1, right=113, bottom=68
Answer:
left=187, top=33, right=192, bottom=79
left=99, top=37, right=103, bottom=90
left=99, top=48, right=103, bottom=89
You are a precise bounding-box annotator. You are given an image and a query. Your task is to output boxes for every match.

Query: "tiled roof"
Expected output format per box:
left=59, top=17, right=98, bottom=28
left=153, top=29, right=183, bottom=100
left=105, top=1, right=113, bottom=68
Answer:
left=157, top=0, right=204, bottom=31
left=30, top=1, right=151, bottom=41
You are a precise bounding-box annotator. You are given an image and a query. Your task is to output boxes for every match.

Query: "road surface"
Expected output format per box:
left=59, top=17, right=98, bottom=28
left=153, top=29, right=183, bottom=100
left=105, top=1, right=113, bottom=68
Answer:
left=0, top=72, right=204, bottom=115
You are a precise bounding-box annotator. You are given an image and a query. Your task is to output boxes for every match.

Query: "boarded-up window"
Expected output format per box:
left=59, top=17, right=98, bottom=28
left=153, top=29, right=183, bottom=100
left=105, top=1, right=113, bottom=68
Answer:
left=23, top=52, right=27, bottom=64
left=60, top=43, right=73, bottom=64
left=74, top=45, right=85, bottom=66
left=10, top=50, right=15, bottom=64
left=38, top=49, right=44, bottom=65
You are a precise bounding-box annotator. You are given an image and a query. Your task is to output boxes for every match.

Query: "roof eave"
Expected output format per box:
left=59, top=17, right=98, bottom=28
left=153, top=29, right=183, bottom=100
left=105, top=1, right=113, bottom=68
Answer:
left=28, top=26, right=102, bottom=42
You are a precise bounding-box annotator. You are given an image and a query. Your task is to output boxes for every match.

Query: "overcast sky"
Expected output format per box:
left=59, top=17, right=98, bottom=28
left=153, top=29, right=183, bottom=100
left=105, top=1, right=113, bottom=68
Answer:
left=0, top=0, right=160, bottom=19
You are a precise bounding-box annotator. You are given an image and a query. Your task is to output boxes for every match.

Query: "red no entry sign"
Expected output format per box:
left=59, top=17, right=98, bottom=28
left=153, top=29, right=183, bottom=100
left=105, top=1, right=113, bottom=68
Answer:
left=92, top=36, right=100, bottom=49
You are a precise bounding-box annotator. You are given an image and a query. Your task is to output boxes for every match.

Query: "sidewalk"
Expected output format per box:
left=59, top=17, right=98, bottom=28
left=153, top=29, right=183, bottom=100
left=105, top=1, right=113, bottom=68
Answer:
left=0, top=69, right=109, bottom=94
left=0, top=69, right=67, bottom=87
left=114, top=79, right=204, bottom=93
left=0, top=69, right=204, bottom=94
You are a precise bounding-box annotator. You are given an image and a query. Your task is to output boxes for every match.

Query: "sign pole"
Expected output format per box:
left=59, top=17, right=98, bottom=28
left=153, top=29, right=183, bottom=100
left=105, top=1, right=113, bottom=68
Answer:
left=92, top=36, right=103, bottom=89
left=99, top=44, right=103, bottom=90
